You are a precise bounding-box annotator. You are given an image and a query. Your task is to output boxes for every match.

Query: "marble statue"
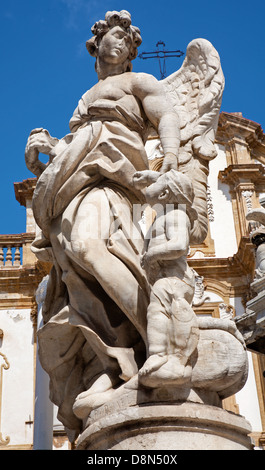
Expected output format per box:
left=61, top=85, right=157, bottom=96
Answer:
left=24, top=10, right=249, bottom=447
left=246, top=207, right=265, bottom=278
left=133, top=169, right=199, bottom=388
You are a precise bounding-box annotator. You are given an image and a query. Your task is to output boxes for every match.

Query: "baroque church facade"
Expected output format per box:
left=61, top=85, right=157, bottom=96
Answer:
left=0, top=111, right=265, bottom=450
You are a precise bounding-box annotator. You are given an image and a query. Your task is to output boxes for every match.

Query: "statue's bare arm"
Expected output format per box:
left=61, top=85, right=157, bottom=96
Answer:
left=132, top=73, right=180, bottom=171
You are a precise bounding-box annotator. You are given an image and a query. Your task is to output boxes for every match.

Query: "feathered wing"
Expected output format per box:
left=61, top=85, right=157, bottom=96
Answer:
left=162, top=38, right=225, bottom=162
left=161, top=38, right=225, bottom=244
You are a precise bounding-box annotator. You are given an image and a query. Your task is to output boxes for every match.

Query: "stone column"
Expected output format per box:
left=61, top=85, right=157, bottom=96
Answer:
left=33, top=277, right=53, bottom=450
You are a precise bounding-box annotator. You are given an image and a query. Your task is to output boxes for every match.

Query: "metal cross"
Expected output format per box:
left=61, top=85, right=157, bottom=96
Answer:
left=138, top=41, right=184, bottom=79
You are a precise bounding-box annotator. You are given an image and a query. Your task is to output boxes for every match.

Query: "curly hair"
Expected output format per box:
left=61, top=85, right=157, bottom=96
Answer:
left=86, top=10, right=142, bottom=72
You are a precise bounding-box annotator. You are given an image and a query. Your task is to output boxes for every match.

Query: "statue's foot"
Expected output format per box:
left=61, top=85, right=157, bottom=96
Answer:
left=139, top=354, right=168, bottom=376
left=73, top=375, right=141, bottom=420
left=138, top=354, right=192, bottom=388
left=73, top=373, right=118, bottom=419
left=73, top=388, right=116, bottom=420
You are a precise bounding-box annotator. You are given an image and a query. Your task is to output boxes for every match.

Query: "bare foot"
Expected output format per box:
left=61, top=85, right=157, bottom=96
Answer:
left=139, top=354, right=168, bottom=376
left=73, top=373, right=118, bottom=419
left=73, top=388, right=116, bottom=419
left=138, top=354, right=192, bottom=388
left=73, top=375, right=141, bottom=420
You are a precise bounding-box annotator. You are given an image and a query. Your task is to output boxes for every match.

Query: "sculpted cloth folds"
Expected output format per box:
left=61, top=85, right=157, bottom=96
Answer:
left=30, top=36, right=225, bottom=434
left=32, top=102, right=151, bottom=432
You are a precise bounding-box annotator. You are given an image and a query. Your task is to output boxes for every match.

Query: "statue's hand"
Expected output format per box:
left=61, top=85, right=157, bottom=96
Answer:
left=141, top=252, right=157, bottom=270
left=160, top=152, right=178, bottom=173
left=133, top=170, right=160, bottom=189
left=25, top=128, right=59, bottom=177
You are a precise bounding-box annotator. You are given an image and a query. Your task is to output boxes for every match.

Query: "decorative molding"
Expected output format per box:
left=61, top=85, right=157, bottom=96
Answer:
left=219, top=165, right=263, bottom=241
left=0, top=265, right=42, bottom=309
left=14, top=178, right=36, bottom=208
left=189, top=237, right=255, bottom=281
left=192, top=270, right=210, bottom=307
left=218, top=303, right=235, bottom=320
left=216, top=112, right=265, bottom=165
left=216, top=113, right=265, bottom=249
left=193, top=302, right=222, bottom=319
left=242, top=190, right=253, bottom=213
left=206, top=185, right=214, bottom=222
left=219, top=164, right=265, bottom=191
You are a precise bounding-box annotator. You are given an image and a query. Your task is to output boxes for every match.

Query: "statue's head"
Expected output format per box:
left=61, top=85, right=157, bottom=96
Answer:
left=140, top=169, right=198, bottom=225
left=86, top=10, right=142, bottom=74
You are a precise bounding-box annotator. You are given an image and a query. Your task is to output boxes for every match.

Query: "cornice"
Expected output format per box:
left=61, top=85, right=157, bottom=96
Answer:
left=216, top=112, right=265, bottom=163
left=14, top=178, right=37, bottom=207
left=0, top=233, right=35, bottom=245
left=218, top=163, right=265, bottom=187
left=217, top=112, right=264, bottom=141
left=0, top=264, right=42, bottom=298
left=189, top=237, right=255, bottom=285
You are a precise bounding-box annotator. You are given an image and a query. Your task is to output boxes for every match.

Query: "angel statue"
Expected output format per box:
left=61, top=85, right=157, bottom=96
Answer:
left=25, top=10, right=224, bottom=439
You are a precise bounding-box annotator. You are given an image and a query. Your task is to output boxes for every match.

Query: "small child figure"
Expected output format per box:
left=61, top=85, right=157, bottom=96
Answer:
left=133, top=169, right=199, bottom=387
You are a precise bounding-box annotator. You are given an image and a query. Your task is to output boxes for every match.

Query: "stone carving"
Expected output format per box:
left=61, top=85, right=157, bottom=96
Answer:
left=235, top=208, right=265, bottom=355
left=246, top=208, right=265, bottom=278
left=218, top=303, right=234, bottom=320
left=242, top=190, right=253, bottom=213
left=24, top=9, right=249, bottom=447
left=132, top=169, right=199, bottom=387
left=192, top=270, right=210, bottom=306
left=206, top=184, right=214, bottom=222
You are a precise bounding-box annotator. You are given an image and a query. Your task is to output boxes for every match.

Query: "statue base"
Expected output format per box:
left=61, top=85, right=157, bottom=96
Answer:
left=76, top=402, right=252, bottom=450
left=76, top=384, right=253, bottom=450
left=74, top=317, right=251, bottom=450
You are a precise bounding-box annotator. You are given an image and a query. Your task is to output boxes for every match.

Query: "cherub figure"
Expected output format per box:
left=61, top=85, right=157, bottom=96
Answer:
left=133, top=169, right=199, bottom=387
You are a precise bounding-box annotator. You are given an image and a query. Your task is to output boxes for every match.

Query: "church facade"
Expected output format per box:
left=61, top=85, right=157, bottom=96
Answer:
left=0, top=111, right=265, bottom=450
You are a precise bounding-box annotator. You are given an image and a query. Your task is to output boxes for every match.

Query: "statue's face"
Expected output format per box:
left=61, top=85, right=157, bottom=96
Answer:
left=97, top=26, right=132, bottom=65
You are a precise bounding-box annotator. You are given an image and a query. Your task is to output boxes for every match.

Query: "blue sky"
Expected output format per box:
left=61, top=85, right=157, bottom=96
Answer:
left=1, top=0, right=265, bottom=234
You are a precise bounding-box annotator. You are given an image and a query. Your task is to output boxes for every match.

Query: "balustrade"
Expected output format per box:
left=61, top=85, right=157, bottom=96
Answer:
left=0, top=246, right=22, bottom=267
left=0, top=234, right=33, bottom=268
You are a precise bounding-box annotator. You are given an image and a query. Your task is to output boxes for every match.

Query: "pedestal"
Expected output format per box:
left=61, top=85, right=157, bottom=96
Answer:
left=75, top=317, right=252, bottom=450
left=76, top=388, right=253, bottom=450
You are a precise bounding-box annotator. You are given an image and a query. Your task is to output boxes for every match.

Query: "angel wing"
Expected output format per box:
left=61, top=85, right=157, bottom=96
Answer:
left=162, top=38, right=225, bottom=164
left=152, top=39, right=225, bottom=245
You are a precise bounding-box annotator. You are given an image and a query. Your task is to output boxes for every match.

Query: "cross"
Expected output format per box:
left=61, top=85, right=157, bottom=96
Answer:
left=138, top=41, right=184, bottom=79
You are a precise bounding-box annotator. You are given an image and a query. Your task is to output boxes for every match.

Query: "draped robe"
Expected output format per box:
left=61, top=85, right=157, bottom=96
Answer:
left=32, top=98, right=151, bottom=432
